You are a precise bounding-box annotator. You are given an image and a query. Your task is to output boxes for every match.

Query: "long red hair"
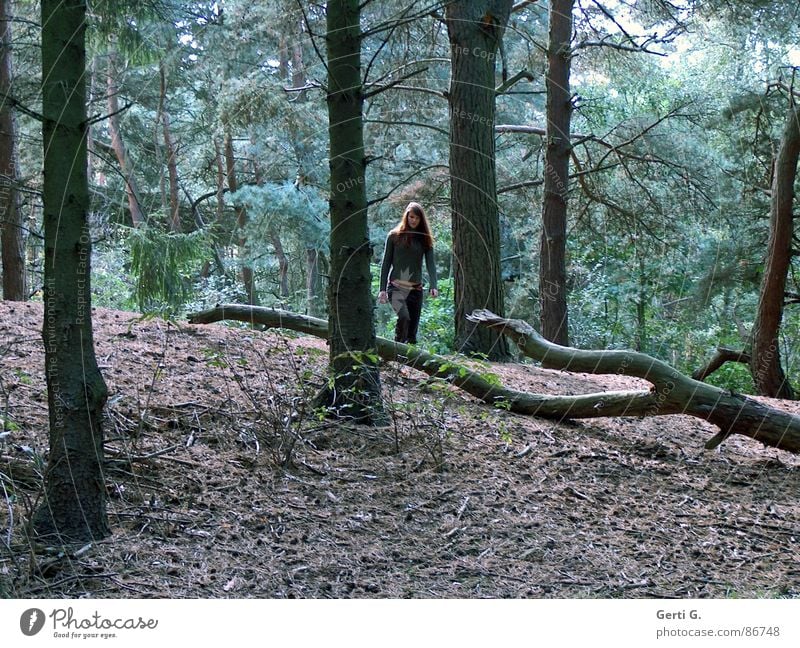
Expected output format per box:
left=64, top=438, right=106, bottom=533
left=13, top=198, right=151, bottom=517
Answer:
left=390, top=202, right=434, bottom=250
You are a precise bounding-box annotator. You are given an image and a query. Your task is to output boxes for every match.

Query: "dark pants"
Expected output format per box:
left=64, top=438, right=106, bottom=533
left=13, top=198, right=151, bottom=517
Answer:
left=388, top=284, right=423, bottom=344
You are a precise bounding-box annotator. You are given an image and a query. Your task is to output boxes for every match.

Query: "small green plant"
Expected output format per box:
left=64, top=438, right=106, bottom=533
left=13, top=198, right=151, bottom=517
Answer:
left=12, top=370, right=32, bottom=386
left=127, top=222, right=209, bottom=317
left=203, top=348, right=227, bottom=368
left=498, top=422, right=512, bottom=444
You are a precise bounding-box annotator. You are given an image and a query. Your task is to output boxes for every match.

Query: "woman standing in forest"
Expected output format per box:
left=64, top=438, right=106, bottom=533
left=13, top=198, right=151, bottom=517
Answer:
left=378, top=202, right=438, bottom=344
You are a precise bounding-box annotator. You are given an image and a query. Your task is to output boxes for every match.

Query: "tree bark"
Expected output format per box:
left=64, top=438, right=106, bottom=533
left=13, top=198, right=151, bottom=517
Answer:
left=87, top=55, right=98, bottom=185
left=34, top=0, right=109, bottom=542
left=160, top=63, right=181, bottom=233
left=324, top=0, right=384, bottom=423
left=272, top=231, right=290, bottom=299
left=289, top=27, right=319, bottom=311
left=292, top=32, right=307, bottom=102
left=278, top=35, right=289, bottom=83
left=224, top=129, right=258, bottom=305
left=107, top=52, right=145, bottom=228
left=250, top=139, right=289, bottom=298
left=749, top=103, right=800, bottom=399
left=187, top=304, right=800, bottom=454
left=539, top=0, right=574, bottom=345
left=446, top=0, right=512, bottom=360
left=306, top=248, right=324, bottom=317
left=0, top=0, right=25, bottom=301
left=199, top=137, right=228, bottom=279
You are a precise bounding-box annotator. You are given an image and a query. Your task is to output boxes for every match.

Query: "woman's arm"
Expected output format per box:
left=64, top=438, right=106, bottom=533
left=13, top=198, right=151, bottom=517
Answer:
left=424, top=246, right=437, bottom=291
left=379, top=234, right=394, bottom=291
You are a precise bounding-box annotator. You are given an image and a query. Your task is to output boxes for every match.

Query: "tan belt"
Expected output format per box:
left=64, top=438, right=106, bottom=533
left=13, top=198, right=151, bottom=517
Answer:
left=390, top=280, right=422, bottom=290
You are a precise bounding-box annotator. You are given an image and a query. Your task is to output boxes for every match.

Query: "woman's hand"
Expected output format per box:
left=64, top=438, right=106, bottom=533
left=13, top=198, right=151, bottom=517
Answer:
left=378, top=290, right=388, bottom=304
left=429, top=288, right=438, bottom=298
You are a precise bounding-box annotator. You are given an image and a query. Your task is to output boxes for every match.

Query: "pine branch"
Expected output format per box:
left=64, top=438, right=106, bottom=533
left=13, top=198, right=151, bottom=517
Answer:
left=495, top=70, right=536, bottom=95
left=367, top=164, right=448, bottom=206
left=364, top=67, right=429, bottom=99
left=6, top=94, right=44, bottom=122
left=361, top=1, right=449, bottom=39
left=296, top=0, right=329, bottom=76
left=85, top=101, right=133, bottom=127
left=365, top=118, right=448, bottom=137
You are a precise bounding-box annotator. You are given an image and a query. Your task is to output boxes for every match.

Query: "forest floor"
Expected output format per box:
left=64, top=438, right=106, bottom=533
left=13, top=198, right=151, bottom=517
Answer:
left=1, top=300, right=799, bottom=599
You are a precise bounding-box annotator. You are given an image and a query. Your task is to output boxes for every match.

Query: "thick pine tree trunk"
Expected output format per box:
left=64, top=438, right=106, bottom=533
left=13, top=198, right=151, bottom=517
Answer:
left=0, top=0, right=25, bottom=301
left=279, top=35, right=289, bottom=79
left=750, top=104, right=800, bottom=399
left=446, top=0, right=512, bottom=360
left=324, top=0, right=384, bottom=423
left=34, top=0, right=109, bottom=542
left=270, top=231, right=290, bottom=299
left=539, top=0, right=574, bottom=346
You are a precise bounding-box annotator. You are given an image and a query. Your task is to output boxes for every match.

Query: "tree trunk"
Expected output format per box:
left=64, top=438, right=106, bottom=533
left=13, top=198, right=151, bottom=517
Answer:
left=634, top=253, right=646, bottom=352
left=224, top=129, right=258, bottom=305
left=292, top=31, right=307, bottom=102
left=306, top=248, right=324, bottom=317
left=200, top=138, right=228, bottom=280
left=446, top=0, right=512, bottom=360
left=107, top=53, right=145, bottom=227
left=214, top=138, right=225, bottom=224
left=87, top=55, right=98, bottom=185
left=34, top=0, right=109, bottom=542
left=187, top=304, right=800, bottom=454
left=278, top=35, right=289, bottom=83
left=270, top=231, right=290, bottom=299
left=324, top=0, right=384, bottom=423
left=539, top=0, right=574, bottom=345
left=749, top=104, right=799, bottom=399
left=160, top=64, right=181, bottom=233
left=250, top=138, right=289, bottom=298
left=0, top=0, right=25, bottom=301
left=289, top=25, right=318, bottom=310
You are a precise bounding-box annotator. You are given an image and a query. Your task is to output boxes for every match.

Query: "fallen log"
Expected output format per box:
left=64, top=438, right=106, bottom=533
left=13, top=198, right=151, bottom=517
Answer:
left=466, top=309, right=800, bottom=453
left=186, top=304, right=800, bottom=453
left=186, top=304, right=590, bottom=413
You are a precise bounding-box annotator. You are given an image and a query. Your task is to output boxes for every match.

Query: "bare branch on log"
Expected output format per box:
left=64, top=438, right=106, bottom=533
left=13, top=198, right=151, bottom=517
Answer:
left=692, top=347, right=752, bottom=382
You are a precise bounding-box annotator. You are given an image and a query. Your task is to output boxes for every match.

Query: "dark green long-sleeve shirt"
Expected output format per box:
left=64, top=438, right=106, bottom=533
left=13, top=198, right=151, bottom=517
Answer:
left=379, top=232, right=437, bottom=291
